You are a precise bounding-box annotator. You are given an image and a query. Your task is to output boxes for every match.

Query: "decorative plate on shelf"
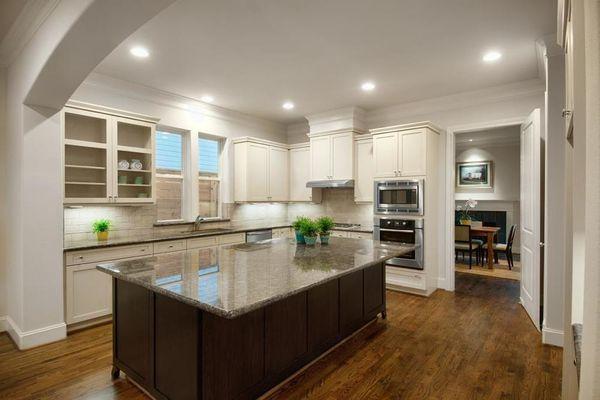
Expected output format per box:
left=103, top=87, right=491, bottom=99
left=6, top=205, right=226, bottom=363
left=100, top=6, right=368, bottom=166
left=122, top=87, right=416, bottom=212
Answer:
left=130, top=159, right=143, bottom=170
left=118, top=160, right=130, bottom=170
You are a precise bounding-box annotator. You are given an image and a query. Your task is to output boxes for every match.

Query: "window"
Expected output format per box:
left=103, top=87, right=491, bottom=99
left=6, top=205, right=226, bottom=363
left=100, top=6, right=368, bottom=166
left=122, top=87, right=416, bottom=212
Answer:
left=198, top=135, right=221, bottom=218
left=155, top=131, right=184, bottom=221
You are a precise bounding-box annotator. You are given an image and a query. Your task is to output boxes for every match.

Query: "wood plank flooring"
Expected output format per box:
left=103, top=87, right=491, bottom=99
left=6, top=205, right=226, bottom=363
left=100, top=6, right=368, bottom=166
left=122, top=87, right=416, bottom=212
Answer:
left=0, top=273, right=561, bottom=399
left=456, top=258, right=521, bottom=281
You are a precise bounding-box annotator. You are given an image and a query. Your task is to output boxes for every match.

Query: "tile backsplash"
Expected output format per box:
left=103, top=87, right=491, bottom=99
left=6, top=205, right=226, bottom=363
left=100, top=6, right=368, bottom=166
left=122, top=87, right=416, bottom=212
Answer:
left=63, top=189, right=373, bottom=242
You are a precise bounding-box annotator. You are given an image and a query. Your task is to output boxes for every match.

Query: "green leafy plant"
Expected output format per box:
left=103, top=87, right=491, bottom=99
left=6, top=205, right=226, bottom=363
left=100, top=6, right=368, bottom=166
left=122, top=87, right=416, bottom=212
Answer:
left=292, top=216, right=311, bottom=231
left=316, top=216, right=334, bottom=235
left=299, top=219, right=319, bottom=238
left=92, top=219, right=111, bottom=233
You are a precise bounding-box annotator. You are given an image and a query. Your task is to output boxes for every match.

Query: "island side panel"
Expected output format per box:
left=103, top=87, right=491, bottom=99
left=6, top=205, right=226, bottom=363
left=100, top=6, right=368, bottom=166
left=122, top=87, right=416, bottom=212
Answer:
left=202, top=309, right=265, bottom=400
left=154, top=293, right=201, bottom=400
left=339, top=270, right=365, bottom=337
left=364, top=263, right=385, bottom=320
left=113, top=279, right=154, bottom=388
left=307, top=278, right=340, bottom=355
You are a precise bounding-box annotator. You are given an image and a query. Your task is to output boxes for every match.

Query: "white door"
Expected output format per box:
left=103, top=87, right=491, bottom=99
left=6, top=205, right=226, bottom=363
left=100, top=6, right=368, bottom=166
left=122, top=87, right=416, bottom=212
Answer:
left=268, top=146, right=289, bottom=201
left=247, top=143, right=269, bottom=201
left=372, top=133, right=398, bottom=178
left=289, top=147, right=311, bottom=201
left=310, top=136, right=331, bottom=180
left=520, top=109, right=542, bottom=329
left=331, top=132, right=354, bottom=179
left=399, top=130, right=426, bottom=176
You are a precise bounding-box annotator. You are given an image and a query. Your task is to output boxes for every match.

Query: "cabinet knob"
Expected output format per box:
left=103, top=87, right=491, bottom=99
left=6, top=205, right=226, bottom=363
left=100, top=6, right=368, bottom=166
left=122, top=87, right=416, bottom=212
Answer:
left=562, top=109, right=572, bottom=118
left=78, top=256, right=84, bottom=259
left=168, top=245, right=173, bottom=248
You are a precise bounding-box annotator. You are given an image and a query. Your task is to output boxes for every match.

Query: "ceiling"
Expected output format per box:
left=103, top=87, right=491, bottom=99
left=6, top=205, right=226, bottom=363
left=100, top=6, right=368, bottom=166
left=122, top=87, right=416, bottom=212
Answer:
left=0, top=0, right=28, bottom=42
left=95, top=0, right=556, bottom=123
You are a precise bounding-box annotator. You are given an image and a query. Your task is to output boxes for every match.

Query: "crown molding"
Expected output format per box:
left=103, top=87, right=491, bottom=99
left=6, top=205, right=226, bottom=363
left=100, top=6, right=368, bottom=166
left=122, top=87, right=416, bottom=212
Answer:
left=0, top=0, right=60, bottom=67
left=306, top=106, right=366, bottom=134
left=66, top=100, right=161, bottom=123
left=366, top=79, right=544, bottom=128
left=370, top=121, right=443, bottom=135
left=231, top=136, right=289, bottom=149
left=307, top=127, right=366, bottom=138
left=455, top=138, right=520, bottom=149
left=78, top=72, right=286, bottom=135
left=288, top=142, right=309, bottom=150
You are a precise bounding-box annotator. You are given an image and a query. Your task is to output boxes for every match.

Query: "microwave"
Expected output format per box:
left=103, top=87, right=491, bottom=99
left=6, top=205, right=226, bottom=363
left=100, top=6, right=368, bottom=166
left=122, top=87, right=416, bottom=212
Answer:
left=374, top=179, right=424, bottom=215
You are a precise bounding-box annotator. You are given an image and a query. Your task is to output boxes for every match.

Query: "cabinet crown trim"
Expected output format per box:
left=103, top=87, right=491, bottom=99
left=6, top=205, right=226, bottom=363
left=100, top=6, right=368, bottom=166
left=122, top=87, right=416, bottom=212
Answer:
left=370, top=121, right=443, bottom=135
left=307, top=127, right=366, bottom=138
left=65, top=100, right=160, bottom=124
left=232, top=136, right=289, bottom=149
left=288, top=142, right=310, bottom=150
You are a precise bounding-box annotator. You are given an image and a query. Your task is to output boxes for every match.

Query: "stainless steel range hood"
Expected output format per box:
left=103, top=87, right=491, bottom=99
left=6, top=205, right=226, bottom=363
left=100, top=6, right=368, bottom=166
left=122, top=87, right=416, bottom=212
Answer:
left=306, top=179, right=354, bottom=188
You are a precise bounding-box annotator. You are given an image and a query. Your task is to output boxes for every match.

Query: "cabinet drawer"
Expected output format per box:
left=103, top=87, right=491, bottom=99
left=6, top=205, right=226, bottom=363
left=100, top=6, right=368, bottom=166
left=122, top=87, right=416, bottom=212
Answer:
left=66, top=243, right=153, bottom=266
left=154, top=240, right=186, bottom=254
left=187, top=236, right=218, bottom=249
left=347, top=232, right=372, bottom=240
left=218, top=233, right=246, bottom=245
left=386, top=267, right=426, bottom=290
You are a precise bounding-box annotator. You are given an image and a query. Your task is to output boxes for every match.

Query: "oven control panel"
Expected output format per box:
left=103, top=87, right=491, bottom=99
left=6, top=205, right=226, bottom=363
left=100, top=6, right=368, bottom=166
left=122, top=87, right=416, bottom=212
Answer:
left=379, top=219, right=416, bottom=230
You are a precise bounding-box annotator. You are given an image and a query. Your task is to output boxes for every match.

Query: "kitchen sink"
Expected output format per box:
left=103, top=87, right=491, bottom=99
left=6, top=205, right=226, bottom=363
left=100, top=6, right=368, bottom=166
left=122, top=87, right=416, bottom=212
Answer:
left=182, top=228, right=233, bottom=235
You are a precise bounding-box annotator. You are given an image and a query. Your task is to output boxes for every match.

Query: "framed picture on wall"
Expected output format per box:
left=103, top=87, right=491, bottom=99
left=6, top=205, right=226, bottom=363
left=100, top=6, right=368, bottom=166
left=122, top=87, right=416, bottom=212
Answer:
left=456, top=161, right=492, bottom=188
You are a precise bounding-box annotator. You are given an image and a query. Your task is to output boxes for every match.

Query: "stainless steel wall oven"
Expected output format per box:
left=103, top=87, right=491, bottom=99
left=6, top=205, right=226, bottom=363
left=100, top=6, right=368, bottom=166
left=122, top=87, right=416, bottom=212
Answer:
left=373, top=217, right=424, bottom=270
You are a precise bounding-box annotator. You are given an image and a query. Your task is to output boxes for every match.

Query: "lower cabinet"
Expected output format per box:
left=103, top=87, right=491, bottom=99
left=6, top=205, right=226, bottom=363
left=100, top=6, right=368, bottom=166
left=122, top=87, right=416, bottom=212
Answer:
left=65, top=263, right=112, bottom=325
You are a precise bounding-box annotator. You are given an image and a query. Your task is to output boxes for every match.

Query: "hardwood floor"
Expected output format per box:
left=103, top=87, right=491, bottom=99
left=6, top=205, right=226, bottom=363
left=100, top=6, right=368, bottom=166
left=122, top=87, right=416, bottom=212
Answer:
left=456, top=258, right=521, bottom=281
left=0, top=273, right=561, bottom=399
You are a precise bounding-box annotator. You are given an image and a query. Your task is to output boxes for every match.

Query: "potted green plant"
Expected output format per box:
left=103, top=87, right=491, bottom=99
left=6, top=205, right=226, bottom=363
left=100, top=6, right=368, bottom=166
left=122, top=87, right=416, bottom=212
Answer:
left=92, top=219, right=111, bottom=241
left=299, top=219, right=319, bottom=246
left=316, top=216, right=334, bottom=244
left=456, top=199, right=478, bottom=225
left=292, top=216, right=310, bottom=244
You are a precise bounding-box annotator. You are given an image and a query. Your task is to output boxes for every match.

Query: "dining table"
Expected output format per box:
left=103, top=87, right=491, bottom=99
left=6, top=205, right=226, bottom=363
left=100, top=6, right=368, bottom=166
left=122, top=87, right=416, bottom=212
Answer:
left=470, top=226, right=501, bottom=269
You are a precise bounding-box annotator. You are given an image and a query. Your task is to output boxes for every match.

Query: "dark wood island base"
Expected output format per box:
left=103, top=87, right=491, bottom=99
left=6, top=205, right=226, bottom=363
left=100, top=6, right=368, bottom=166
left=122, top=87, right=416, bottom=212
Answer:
left=111, top=262, right=385, bottom=400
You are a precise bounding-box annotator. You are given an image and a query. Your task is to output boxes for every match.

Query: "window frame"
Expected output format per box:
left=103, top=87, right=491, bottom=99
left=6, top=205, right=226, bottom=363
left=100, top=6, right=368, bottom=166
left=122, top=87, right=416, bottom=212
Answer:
left=154, top=128, right=187, bottom=223
left=196, top=132, right=223, bottom=220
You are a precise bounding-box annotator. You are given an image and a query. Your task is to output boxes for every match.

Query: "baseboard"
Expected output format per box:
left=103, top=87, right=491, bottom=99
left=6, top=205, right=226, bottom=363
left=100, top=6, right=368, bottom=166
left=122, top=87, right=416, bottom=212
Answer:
left=0, top=316, right=6, bottom=333
left=5, top=316, right=67, bottom=350
left=542, top=326, right=564, bottom=347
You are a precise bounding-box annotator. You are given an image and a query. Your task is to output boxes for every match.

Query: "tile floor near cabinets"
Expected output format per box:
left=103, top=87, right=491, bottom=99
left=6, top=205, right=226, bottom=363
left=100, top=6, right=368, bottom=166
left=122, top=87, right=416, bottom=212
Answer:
left=0, top=274, right=561, bottom=399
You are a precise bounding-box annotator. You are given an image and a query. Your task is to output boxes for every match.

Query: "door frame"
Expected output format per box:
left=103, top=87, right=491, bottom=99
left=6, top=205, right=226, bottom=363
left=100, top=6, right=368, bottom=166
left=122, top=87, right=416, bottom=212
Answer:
left=443, top=116, right=526, bottom=291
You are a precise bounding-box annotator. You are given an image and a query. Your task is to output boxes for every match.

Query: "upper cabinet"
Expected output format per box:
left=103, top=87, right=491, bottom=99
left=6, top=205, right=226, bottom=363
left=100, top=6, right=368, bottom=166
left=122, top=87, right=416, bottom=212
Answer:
left=62, top=103, right=158, bottom=205
left=289, top=144, right=322, bottom=203
left=354, top=138, right=374, bottom=203
left=234, top=137, right=289, bottom=202
left=371, top=126, right=433, bottom=178
left=309, top=131, right=355, bottom=181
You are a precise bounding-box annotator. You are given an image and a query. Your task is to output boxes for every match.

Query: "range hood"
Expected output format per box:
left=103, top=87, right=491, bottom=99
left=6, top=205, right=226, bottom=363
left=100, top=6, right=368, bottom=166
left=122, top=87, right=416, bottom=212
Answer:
left=306, top=179, right=354, bottom=188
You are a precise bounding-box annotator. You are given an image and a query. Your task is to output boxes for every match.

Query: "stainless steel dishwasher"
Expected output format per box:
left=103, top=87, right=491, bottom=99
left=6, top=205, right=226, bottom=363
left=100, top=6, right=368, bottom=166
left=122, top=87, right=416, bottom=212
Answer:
left=246, top=229, right=272, bottom=243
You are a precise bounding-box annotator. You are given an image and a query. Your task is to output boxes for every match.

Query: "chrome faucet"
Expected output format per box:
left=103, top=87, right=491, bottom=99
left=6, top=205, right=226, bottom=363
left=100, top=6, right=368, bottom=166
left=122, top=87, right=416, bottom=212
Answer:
left=194, top=216, right=205, bottom=231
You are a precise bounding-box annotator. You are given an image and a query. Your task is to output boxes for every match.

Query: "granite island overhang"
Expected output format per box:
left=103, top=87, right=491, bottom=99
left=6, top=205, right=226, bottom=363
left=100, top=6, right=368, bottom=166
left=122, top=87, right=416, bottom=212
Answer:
left=97, top=237, right=415, bottom=400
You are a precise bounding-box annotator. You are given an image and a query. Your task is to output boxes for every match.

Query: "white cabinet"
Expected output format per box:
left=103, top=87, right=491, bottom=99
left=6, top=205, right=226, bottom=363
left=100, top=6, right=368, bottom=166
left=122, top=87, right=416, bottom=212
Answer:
left=234, top=138, right=289, bottom=202
left=289, top=145, right=322, bottom=202
left=372, top=129, right=426, bottom=178
left=309, top=131, right=354, bottom=180
left=65, top=262, right=112, bottom=325
left=354, top=138, right=374, bottom=202
left=268, top=146, right=289, bottom=201
left=62, top=104, right=158, bottom=204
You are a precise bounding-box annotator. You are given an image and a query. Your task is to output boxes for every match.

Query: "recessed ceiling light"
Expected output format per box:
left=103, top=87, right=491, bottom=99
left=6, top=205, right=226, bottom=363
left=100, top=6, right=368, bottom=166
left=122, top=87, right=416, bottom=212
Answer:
left=201, top=95, right=214, bottom=103
left=469, top=139, right=474, bottom=142
left=482, top=51, right=502, bottom=63
left=361, top=81, right=376, bottom=91
left=130, top=46, right=150, bottom=58
left=282, top=101, right=295, bottom=110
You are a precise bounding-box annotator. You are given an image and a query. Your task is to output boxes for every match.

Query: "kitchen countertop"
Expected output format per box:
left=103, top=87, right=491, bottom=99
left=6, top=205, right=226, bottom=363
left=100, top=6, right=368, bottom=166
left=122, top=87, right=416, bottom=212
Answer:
left=64, top=222, right=374, bottom=251
left=63, top=223, right=293, bottom=251
left=97, top=237, right=413, bottom=319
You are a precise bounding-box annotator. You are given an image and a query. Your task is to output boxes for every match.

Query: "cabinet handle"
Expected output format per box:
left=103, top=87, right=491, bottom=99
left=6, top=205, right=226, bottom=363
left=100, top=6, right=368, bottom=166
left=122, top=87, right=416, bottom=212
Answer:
left=562, top=109, right=572, bottom=118
left=78, top=256, right=84, bottom=259
left=141, top=249, right=146, bottom=252
left=168, top=245, right=174, bottom=248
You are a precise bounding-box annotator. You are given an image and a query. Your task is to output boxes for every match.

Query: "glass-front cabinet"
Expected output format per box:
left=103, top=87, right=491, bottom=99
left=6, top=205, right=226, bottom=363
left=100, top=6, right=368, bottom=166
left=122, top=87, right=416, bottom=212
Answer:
left=62, top=104, right=157, bottom=204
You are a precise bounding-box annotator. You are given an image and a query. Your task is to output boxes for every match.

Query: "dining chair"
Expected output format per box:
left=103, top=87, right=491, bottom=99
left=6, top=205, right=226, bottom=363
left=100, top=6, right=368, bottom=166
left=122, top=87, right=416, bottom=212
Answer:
left=455, top=224, right=480, bottom=268
left=483, top=225, right=517, bottom=269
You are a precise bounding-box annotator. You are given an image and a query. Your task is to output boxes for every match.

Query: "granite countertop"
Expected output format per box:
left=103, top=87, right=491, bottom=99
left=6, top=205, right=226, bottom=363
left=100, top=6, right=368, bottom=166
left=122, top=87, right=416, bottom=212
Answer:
left=97, top=237, right=414, bottom=319
left=63, top=222, right=293, bottom=251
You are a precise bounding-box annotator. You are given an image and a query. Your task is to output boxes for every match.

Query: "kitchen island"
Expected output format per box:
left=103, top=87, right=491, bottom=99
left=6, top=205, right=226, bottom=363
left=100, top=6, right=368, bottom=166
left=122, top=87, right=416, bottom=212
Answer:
left=97, top=237, right=414, bottom=400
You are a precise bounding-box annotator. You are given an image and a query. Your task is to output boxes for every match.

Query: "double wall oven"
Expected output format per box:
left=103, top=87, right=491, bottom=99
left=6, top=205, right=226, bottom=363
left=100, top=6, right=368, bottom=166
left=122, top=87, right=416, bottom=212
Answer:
left=373, top=179, right=425, bottom=270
